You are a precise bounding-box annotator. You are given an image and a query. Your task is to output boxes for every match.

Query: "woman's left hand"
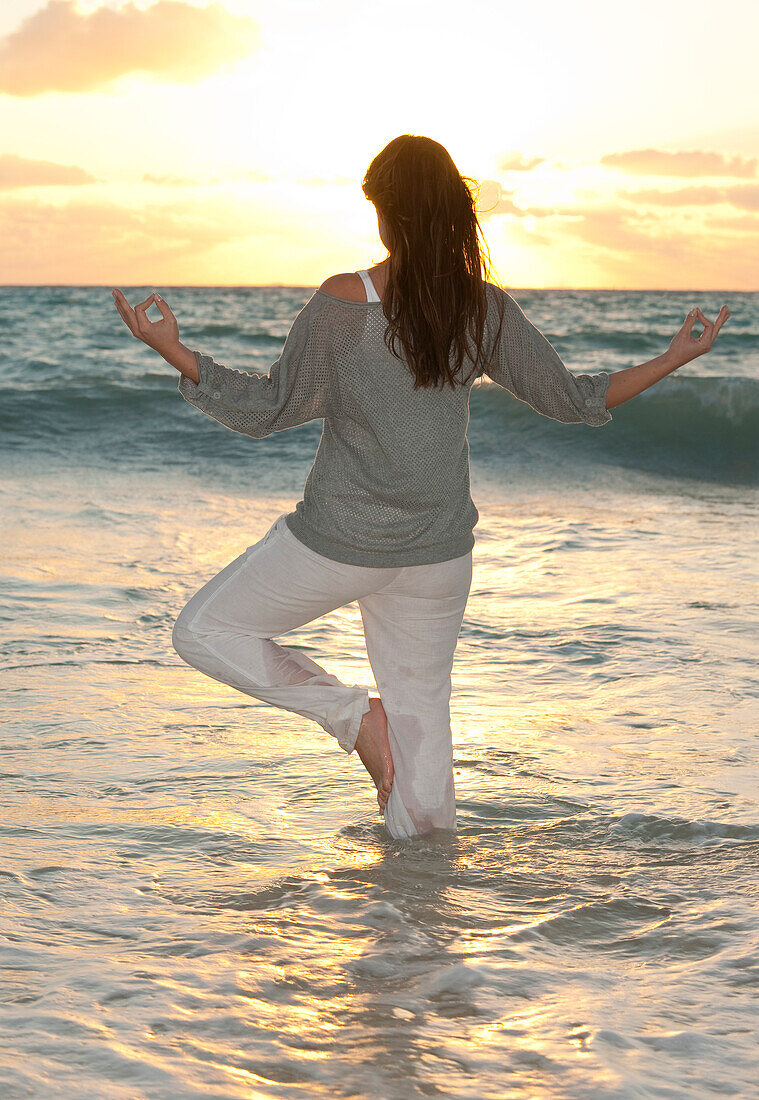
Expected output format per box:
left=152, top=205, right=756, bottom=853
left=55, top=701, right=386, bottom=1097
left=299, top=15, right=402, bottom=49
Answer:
left=112, top=289, right=181, bottom=358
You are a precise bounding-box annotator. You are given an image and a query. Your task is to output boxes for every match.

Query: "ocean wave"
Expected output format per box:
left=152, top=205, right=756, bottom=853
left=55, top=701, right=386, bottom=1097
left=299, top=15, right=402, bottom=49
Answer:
left=470, top=374, right=759, bottom=484
left=2, top=374, right=757, bottom=484
left=192, top=323, right=287, bottom=341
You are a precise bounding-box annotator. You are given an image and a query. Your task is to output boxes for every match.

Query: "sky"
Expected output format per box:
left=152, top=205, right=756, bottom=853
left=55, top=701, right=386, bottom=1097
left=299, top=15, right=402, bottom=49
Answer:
left=1, top=0, right=758, bottom=289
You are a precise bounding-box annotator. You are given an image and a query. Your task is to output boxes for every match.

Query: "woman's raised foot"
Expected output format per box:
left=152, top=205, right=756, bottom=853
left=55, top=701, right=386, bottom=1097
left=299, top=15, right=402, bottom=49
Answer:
left=353, top=696, right=394, bottom=812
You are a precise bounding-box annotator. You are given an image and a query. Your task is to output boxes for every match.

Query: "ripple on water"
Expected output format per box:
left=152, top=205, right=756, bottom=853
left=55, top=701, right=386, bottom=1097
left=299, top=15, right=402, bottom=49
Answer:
left=607, top=811, right=759, bottom=845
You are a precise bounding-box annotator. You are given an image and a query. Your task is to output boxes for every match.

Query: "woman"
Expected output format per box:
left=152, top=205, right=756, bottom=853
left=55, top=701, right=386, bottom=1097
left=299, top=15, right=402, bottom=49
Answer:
left=112, top=134, right=730, bottom=840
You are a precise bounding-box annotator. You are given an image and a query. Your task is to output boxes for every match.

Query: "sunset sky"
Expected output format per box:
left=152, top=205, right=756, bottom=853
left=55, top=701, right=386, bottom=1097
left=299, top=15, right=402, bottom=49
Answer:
left=1, top=0, right=757, bottom=289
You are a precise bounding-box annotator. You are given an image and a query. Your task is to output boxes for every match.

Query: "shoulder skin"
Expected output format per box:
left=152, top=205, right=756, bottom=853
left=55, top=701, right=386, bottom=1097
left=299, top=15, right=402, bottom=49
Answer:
left=319, top=273, right=367, bottom=302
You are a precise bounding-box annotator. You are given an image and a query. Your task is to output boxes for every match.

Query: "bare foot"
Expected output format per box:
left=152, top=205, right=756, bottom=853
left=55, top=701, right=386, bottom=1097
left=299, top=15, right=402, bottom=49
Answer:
left=353, top=696, right=394, bottom=813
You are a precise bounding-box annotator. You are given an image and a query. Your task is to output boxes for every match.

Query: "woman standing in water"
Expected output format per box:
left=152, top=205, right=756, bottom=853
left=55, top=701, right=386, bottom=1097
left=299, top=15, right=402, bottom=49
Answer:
left=113, top=134, right=729, bottom=840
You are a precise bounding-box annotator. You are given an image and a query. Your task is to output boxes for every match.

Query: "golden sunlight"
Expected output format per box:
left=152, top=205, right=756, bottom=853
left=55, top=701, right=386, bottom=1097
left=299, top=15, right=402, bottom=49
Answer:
left=0, top=0, right=757, bottom=288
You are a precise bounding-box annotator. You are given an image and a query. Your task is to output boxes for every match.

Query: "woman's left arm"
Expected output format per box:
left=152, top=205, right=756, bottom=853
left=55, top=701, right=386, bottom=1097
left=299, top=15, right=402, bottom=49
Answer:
left=605, top=305, right=731, bottom=409
left=482, top=291, right=731, bottom=424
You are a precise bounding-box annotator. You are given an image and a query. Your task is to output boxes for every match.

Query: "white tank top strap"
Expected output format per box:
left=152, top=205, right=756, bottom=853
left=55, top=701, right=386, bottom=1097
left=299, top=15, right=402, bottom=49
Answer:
left=356, top=268, right=381, bottom=303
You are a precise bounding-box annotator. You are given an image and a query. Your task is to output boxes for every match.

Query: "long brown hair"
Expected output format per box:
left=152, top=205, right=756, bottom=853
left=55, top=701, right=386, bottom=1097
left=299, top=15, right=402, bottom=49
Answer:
left=362, top=134, right=505, bottom=390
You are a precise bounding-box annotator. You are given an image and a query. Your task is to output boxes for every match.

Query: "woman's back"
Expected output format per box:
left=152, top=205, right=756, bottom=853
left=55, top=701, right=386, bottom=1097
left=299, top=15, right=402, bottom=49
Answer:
left=285, top=278, right=481, bottom=566
left=177, top=277, right=611, bottom=568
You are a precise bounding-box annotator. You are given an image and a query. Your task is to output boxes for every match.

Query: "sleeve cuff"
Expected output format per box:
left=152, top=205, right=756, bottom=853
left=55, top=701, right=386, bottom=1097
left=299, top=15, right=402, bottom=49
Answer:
left=579, top=371, right=613, bottom=427
left=177, top=350, right=215, bottom=403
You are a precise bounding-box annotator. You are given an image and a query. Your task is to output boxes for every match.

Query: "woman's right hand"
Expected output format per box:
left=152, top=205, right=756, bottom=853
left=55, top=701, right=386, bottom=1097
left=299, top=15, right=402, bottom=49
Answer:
left=667, top=305, right=731, bottom=368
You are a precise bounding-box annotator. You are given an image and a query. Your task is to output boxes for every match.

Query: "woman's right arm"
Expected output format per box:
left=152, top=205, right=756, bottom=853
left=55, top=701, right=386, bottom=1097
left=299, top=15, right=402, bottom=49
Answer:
left=606, top=305, right=731, bottom=410
left=175, top=294, right=341, bottom=439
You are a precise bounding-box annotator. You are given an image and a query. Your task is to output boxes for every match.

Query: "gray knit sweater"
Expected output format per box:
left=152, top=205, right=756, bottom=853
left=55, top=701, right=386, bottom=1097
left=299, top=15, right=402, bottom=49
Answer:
left=177, top=282, right=612, bottom=567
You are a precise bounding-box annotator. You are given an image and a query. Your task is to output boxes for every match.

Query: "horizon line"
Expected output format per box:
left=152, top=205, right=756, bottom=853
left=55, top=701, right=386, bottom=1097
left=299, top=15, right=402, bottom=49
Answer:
left=0, top=284, right=755, bottom=293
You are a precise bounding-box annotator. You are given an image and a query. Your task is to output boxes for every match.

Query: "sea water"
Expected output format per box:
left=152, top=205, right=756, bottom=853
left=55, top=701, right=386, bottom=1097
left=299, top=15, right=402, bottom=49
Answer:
left=1, top=286, right=758, bottom=1098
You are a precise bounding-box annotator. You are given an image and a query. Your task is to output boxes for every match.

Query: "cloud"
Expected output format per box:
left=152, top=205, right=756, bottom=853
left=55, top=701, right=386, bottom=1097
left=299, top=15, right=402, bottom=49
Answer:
left=0, top=152, right=97, bottom=188
left=0, top=192, right=275, bottom=281
left=0, top=0, right=260, bottom=96
left=704, top=183, right=759, bottom=211
left=142, top=172, right=207, bottom=187
left=503, top=201, right=758, bottom=288
left=705, top=212, right=759, bottom=233
left=556, top=207, right=681, bottom=256
left=475, top=180, right=557, bottom=220
left=495, top=199, right=759, bottom=285
left=619, top=185, right=726, bottom=207
left=140, top=169, right=355, bottom=188
left=601, top=148, right=758, bottom=178
left=1, top=194, right=245, bottom=251
left=496, top=153, right=545, bottom=173
left=295, top=175, right=355, bottom=187
left=619, top=183, right=759, bottom=211
left=2, top=192, right=755, bottom=289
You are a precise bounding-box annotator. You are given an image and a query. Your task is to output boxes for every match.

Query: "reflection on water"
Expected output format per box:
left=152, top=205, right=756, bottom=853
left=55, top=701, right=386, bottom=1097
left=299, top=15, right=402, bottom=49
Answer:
left=2, top=467, right=758, bottom=1098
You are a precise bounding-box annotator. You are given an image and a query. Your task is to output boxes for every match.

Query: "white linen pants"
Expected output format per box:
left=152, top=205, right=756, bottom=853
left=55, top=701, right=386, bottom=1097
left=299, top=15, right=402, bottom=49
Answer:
left=171, top=513, right=472, bottom=839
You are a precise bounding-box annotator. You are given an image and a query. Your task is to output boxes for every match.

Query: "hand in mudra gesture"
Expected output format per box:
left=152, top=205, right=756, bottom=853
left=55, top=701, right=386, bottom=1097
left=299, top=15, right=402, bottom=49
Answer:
left=112, top=289, right=181, bottom=359
left=668, top=305, right=730, bottom=368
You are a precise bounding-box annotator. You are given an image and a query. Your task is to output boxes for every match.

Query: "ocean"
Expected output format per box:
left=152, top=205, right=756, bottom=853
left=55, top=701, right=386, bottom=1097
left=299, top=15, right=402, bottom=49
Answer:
left=2, top=285, right=758, bottom=1098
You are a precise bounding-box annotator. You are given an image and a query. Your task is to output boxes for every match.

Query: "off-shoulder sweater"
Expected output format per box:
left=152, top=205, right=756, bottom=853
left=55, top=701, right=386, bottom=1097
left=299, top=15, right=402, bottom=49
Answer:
left=177, top=281, right=612, bottom=567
